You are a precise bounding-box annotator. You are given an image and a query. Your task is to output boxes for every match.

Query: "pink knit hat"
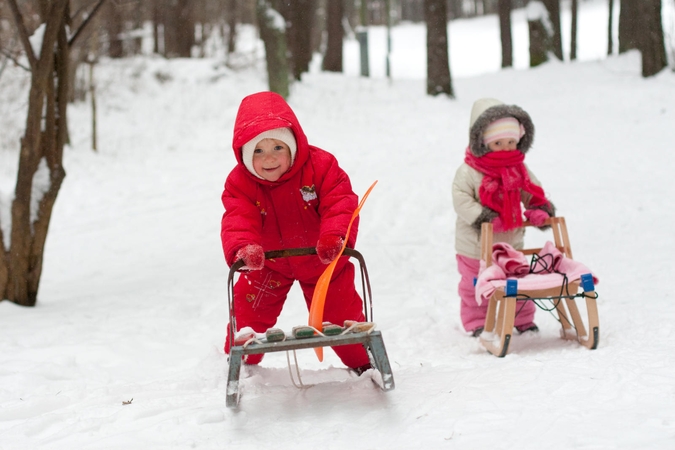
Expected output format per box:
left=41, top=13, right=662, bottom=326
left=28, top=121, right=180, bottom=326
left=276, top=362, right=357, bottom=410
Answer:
left=241, top=127, right=297, bottom=179
left=482, top=117, right=526, bottom=145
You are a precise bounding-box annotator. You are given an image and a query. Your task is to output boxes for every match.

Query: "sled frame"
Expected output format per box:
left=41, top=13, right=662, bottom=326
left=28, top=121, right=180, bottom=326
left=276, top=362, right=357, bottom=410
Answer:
left=479, top=217, right=600, bottom=357
left=225, top=247, right=395, bottom=408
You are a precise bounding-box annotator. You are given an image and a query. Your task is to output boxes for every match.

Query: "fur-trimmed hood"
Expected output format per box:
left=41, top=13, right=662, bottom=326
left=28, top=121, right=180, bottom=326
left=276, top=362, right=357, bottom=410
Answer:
left=468, top=98, right=535, bottom=157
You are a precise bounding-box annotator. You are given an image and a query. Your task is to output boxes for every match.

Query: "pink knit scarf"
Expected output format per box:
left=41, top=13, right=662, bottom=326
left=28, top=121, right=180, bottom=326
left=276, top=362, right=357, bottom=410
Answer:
left=464, top=147, right=549, bottom=231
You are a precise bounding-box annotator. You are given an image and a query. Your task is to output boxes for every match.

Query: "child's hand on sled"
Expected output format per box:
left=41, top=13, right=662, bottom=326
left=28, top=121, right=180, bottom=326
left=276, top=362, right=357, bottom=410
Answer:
left=316, top=234, right=344, bottom=264
left=235, top=244, right=265, bottom=270
left=524, top=209, right=549, bottom=226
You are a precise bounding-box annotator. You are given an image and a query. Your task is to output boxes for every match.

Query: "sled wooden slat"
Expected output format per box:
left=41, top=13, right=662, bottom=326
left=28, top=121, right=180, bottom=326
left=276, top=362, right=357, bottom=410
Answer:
left=479, top=217, right=600, bottom=357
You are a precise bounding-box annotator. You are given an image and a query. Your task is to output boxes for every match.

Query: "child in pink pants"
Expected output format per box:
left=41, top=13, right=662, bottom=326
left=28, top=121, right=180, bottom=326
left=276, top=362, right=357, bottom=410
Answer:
left=452, top=98, right=556, bottom=336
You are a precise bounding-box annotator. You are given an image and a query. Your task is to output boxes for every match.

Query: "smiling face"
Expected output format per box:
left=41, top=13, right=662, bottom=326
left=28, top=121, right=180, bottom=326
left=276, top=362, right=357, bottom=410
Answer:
left=487, top=138, right=518, bottom=151
left=251, top=138, right=292, bottom=181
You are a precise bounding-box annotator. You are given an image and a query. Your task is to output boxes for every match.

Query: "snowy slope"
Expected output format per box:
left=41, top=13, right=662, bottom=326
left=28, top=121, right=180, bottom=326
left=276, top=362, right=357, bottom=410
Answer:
left=1, top=1, right=675, bottom=448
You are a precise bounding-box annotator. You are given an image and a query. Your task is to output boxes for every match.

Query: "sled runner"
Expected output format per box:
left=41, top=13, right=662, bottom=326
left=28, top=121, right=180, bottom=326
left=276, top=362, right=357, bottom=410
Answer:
left=478, top=217, right=600, bottom=357
left=226, top=247, right=395, bottom=408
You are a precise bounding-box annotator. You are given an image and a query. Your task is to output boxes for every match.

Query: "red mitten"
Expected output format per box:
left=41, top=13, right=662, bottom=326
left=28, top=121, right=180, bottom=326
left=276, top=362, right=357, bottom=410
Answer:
left=524, top=209, right=550, bottom=226
left=316, top=235, right=344, bottom=264
left=235, top=244, right=265, bottom=270
left=492, top=216, right=506, bottom=233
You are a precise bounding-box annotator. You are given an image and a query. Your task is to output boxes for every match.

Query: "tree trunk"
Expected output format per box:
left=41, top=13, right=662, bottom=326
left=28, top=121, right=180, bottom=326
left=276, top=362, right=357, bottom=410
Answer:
left=542, top=0, right=563, bottom=60
left=449, top=0, right=463, bottom=19
left=637, top=0, right=667, bottom=77
left=3, top=0, right=109, bottom=306
left=152, top=0, right=162, bottom=54
left=322, top=0, right=344, bottom=72
left=226, top=0, right=237, bottom=54
left=164, top=0, right=194, bottom=58
left=106, top=0, right=124, bottom=58
left=286, top=0, right=316, bottom=80
left=570, top=0, right=578, bottom=60
left=424, top=0, right=453, bottom=97
left=3, top=0, right=70, bottom=305
left=618, top=0, right=639, bottom=53
left=257, top=0, right=290, bottom=99
left=607, top=0, right=614, bottom=55
left=498, top=0, right=512, bottom=68
left=528, top=17, right=550, bottom=67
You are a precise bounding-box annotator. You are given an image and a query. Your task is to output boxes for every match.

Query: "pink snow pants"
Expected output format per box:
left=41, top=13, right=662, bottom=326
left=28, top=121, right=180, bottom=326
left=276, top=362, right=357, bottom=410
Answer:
left=456, top=254, right=536, bottom=333
left=225, top=260, right=370, bottom=369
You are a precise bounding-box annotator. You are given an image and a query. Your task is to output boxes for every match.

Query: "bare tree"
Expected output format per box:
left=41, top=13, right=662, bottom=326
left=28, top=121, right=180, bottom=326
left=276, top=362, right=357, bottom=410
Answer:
left=424, top=0, right=453, bottom=97
left=106, top=0, right=124, bottom=58
left=542, top=0, right=563, bottom=60
left=637, top=0, right=667, bottom=77
left=498, top=0, right=512, bottom=68
left=527, top=1, right=552, bottom=67
left=570, top=0, right=578, bottom=60
left=164, top=0, right=195, bottom=58
left=618, top=0, right=639, bottom=53
left=286, top=0, right=317, bottom=80
left=607, top=0, right=614, bottom=55
left=226, top=0, right=237, bottom=54
left=257, top=0, right=290, bottom=98
left=322, top=0, right=344, bottom=72
left=2, top=0, right=109, bottom=306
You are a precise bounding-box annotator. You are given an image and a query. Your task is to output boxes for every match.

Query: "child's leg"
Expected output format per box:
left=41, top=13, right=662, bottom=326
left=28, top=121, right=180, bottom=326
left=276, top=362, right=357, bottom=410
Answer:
left=225, top=267, right=294, bottom=364
left=513, top=299, right=537, bottom=329
left=299, top=261, right=370, bottom=369
left=456, top=254, right=486, bottom=333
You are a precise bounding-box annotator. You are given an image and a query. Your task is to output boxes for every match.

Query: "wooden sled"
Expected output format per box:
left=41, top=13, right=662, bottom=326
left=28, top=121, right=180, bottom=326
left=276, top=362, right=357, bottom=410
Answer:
left=479, top=217, right=600, bottom=357
left=225, top=247, right=395, bottom=408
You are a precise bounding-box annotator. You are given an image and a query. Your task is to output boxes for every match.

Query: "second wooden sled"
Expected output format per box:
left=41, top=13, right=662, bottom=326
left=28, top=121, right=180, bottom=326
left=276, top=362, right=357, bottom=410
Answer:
left=225, top=247, right=395, bottom=408
left=479, top=217, right=600, bottom=357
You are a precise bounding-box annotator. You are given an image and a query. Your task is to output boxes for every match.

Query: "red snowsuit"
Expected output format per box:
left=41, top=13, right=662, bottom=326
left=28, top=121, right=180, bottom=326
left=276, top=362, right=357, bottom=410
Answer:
left=221, top=91, right=369, bottom=369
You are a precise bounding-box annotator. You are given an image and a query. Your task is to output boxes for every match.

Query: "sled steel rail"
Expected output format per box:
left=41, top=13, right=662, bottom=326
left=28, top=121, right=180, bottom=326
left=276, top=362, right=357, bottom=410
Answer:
left=225, top=247, right=395, bottom=408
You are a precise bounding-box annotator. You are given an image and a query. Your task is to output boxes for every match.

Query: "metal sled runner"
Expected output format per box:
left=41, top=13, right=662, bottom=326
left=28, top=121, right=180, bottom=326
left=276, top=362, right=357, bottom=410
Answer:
left=226, top=248, right=395, bottom=408
left=479, top=217, right=600, bottom=357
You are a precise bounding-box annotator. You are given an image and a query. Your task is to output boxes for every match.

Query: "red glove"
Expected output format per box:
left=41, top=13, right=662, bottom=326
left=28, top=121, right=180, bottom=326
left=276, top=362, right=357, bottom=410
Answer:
left=235, top=244, right=265, bottom=270
left=491, top=216, right=506, bottom=233
left=316, top=235, right=344, bottom=264
left=524, top=209, right=550, bottom=226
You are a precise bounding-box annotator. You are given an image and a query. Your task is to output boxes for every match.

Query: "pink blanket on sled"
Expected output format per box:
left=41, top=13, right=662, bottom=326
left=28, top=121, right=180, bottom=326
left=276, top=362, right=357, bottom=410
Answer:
left=475, top=241, right=599, bottom=306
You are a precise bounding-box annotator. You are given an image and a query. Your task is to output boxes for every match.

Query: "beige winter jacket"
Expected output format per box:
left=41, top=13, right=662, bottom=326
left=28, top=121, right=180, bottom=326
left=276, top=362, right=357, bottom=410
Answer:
left=452, top=162, right=544, bottom=259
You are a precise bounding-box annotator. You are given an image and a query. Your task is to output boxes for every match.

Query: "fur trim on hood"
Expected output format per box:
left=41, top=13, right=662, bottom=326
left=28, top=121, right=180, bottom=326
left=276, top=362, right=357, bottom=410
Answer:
left=468, top=98, right=535, bottom=157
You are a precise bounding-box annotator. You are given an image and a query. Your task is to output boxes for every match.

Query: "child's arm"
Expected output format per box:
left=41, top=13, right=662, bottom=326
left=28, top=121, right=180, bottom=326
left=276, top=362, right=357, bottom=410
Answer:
left=220, top=177, right=264, bottom=266
left=452, top=164, right=498, bottom=232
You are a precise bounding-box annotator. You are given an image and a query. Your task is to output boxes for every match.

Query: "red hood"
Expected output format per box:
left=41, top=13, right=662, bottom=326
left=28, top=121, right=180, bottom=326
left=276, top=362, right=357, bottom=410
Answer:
left=232, top=92, right=309, bottom=183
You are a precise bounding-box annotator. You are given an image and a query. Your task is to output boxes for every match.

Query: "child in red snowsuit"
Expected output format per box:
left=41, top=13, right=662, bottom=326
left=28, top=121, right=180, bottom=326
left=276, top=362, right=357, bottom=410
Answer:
left=220, top=91, right=371, bottom=373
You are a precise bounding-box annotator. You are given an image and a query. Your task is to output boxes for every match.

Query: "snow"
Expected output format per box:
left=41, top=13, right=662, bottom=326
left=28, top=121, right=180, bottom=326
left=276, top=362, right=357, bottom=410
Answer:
left=29, top=23, right=46, bottom=59
left=30, top=158, right=51, bottom=226
left=526, top=0, right=555, bottom=41
left=1, top=0, right=675, bottom=448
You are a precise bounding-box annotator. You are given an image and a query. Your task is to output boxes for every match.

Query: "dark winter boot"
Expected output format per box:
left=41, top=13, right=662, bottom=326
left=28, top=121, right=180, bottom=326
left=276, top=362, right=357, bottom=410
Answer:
left=515, top=323, right=539, bottom=334
left=351, top=363, right=372, bottom=376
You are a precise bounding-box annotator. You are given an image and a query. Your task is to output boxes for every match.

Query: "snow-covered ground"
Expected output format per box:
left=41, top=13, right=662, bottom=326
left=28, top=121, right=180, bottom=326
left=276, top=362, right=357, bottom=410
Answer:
left=2, top=1, right=675, bottom=448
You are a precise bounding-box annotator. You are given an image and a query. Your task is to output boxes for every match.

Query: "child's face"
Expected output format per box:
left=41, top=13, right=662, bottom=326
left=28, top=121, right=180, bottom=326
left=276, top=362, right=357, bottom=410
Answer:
left=487, top=138, right=518, bottom=151
left=252, top=138, right=292, bottom=181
